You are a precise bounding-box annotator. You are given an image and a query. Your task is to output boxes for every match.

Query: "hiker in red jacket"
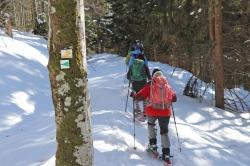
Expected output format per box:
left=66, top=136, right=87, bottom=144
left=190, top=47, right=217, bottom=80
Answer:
left=133, top=68, right=177, bottom=163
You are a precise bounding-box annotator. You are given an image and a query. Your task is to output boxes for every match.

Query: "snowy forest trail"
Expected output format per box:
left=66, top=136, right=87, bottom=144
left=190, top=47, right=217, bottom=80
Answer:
left=88, top=54, right=250, bottom=166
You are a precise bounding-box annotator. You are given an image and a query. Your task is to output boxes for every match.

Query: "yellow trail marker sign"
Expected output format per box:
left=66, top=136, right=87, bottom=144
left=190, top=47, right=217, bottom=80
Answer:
left=61, top=49, right=73, bottom=59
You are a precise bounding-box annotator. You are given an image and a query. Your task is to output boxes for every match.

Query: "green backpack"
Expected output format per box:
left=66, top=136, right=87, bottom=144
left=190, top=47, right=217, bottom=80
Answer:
left=130, top=59, right=146, bottom=81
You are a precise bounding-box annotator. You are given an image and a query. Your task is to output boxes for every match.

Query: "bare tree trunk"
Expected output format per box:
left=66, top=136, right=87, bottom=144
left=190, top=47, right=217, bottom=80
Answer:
left=21, top=1, right=24, bottom=28
left=12, top=0, right=17, bottom=26
left=32, top=0, right=38, bottom=30
left=48, top=0, right=93, bottom=165
left=209, top=0, right=224, bottom=109
left=15, top=0, right=20, bottom=28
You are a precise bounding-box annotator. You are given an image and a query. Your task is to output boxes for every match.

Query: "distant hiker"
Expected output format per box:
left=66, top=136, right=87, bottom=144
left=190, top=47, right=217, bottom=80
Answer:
left=125, top=51, right=132, bottom=66
left=125, top=40, right=148, bottom=66
left=5, top=15, right=13, bottom=38
left=132, top=68, right=177, bottom=164
left=124, top=45, right=134, bottom=66
left=127, top=53, right=151, bottom=120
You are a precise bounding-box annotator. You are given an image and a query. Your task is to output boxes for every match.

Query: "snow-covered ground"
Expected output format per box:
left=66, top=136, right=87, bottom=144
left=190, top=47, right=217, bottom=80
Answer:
left=0, top=30, right=250, bottom=166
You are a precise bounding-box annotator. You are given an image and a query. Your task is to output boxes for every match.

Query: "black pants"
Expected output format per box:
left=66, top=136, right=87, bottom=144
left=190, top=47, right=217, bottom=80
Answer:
left=132, top=80, right=147, bottom=92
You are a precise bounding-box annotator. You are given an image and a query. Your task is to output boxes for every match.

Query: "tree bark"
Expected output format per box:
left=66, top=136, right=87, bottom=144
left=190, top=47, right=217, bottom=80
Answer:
left=47, top=0, right=93, bottom=165
left=209, top=0, right=224, bottom=109
left=32, top=0, right=38, bottom=30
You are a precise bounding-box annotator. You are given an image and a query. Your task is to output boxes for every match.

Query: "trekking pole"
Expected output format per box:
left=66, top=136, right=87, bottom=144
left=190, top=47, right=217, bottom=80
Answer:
left=133, top=96, right=136, bottom=149
left=123, top=65, right=128, bottom=84
left=124, top=81, right=131, bottom=112
left=171, top=104, right=181, bottom=152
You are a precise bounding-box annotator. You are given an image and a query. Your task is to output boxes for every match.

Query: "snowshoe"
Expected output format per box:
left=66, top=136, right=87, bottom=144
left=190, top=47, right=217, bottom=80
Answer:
left=159, top=154, right=173, bottom=166
left=146, top=144, right=159, bottom=158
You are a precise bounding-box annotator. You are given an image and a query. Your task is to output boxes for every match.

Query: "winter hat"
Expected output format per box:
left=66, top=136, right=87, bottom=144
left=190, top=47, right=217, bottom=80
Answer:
left=152, top=68, right=162, bottom=77
left=153, top=70, right=163, bottom=78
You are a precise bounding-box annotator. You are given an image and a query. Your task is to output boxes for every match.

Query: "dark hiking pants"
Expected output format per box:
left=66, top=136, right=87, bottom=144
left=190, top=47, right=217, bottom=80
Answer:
left=147, top=116, right=170, bottom=149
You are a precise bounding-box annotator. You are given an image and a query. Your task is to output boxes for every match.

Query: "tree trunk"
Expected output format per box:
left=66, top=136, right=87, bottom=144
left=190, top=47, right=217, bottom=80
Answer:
left=32, top=0, right=38, bottom=30
left=47, top=0, right=93, bottom=165
left=12, top=0, right=17, bottom=26
left=209, top=0, right=224, bottom=109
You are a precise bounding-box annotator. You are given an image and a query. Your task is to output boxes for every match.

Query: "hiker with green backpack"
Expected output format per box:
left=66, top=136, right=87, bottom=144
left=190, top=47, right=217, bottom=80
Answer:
left=127, top=53, right=151, bottom=121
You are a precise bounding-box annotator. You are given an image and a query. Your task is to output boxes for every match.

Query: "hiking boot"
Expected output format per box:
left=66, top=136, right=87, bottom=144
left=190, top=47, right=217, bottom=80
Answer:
left=162, top=148, right=170, bottom=156
left=162, top=148, right=171, bottom=164
left=147, top=138, right=157, bottom=151
left=146, top=138, right=159, bottom=157
left=161, top=154, right=171, bottom=164
left=149, top=138, right=157, bottom=145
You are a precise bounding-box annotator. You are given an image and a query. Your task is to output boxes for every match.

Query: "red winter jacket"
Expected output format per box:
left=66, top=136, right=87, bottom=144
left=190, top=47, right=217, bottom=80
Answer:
left=134, top=81, right=177, bottom=117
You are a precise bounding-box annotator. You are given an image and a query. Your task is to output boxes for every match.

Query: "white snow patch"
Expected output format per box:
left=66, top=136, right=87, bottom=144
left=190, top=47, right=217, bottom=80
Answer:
left=6, top=75, right=22, bottom=82
left=9, top=91, right=35, bottom=115
left=93, top=140, right=118, bottom=152
left=185, top=112, right=205, bottom=123
left=0, top=113, right=22, bottom=131
left=244, top=39, right=250, bottom=43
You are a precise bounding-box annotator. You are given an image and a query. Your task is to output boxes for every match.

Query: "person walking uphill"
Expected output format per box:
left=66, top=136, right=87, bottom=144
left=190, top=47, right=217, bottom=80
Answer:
left=132, top=68, right=177, bottom=165
left=125, top=40, right=148, bottom=67
left=127, top=54, right=151, bottom=120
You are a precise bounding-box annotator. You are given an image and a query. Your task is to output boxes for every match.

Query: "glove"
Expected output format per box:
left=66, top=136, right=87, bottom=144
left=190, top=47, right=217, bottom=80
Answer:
left=172, top=94, right=177, bottom=102
left=130, top=91, right=136, bottom=97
